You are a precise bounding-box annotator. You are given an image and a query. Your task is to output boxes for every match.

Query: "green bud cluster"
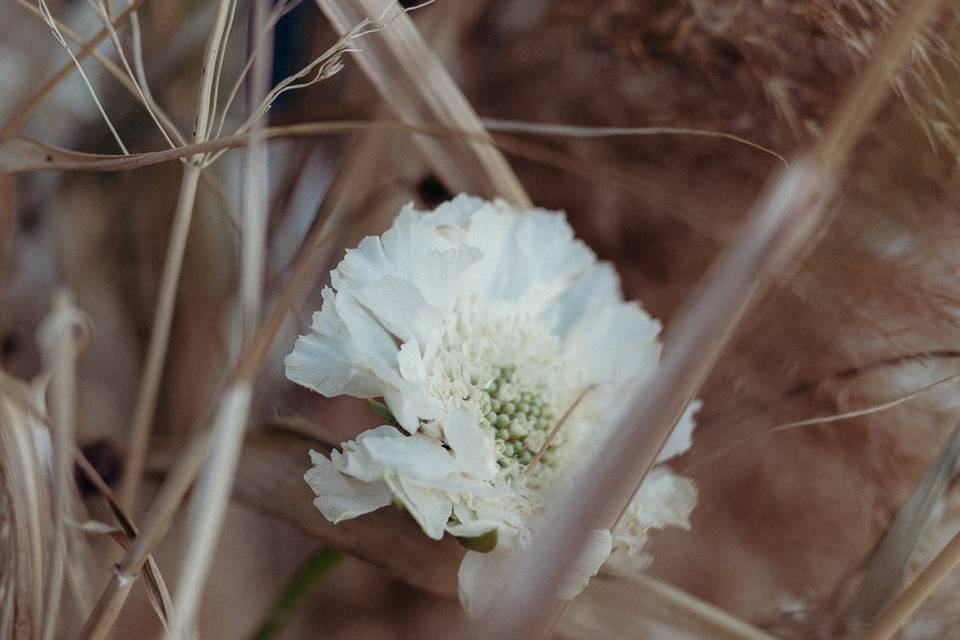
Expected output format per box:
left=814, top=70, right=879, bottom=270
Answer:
left=475, top=365, right=556, bottom=468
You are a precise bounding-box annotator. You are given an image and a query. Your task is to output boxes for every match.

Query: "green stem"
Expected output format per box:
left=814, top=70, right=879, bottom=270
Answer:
left=248, top=548, right=342, bottom=640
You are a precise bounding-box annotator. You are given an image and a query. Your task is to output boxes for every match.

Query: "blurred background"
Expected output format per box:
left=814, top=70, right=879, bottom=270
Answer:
left=3, top=1, right=960, bottom=638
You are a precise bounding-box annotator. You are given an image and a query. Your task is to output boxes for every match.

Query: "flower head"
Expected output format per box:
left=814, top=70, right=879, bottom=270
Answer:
left=286, top=195, right=698, bottom=613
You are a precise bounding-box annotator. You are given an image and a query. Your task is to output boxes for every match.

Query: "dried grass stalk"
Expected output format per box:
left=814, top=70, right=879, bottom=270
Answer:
left=37, top=291, right=84, bottom=640
left=843, top=421, right=960, bottom=630
left=79, top=433, right=213, bottom=640
left=468, top=1, right=945, bottom=637
left=0, top=373, right=50, bottom=639
left=166, top=383, right=253, bottom=640
left=120, top=0, right=241, bottom=511
left=559, top=574, right=777, bottom=640
left=864, top=522, right=960, bottom=640
left=0, top=0, right=148, bottom=144
left=316, top=0, right=531, bottom=206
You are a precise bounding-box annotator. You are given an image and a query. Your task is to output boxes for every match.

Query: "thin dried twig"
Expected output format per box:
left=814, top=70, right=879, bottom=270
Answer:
left=119, top=166, right=201, bottom=510
left=0, top=0, right=149, bottom=144
left=84, top=0, right=182, bottom=148
left=526, top=387, right=593, bottom=474
left=316, top=0, right=530, bottom=206
left=12, top=0, right=185, bottom=148
left=36, top=0, right=129, bottom=154
left=0, top=119, right=770, bottom=178
left=689, top=369, right=960, bottom=471
left=120, top=0, right=240, bottom=511
left=480, top=119, right=787, bottom=166
left=79, top=433, right=212, bottom=640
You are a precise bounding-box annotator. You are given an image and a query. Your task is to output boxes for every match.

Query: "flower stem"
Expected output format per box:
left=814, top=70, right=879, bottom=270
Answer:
left=247, top=548, right=342, bottom=640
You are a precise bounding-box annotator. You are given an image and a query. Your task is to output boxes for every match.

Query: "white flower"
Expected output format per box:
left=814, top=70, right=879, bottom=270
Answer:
left=607, top=467, right=698, bottom=574
left=286, top=195, right=698, bottom=613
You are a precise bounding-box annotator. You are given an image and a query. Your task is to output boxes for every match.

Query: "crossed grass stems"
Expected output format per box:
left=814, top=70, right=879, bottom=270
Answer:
left=1, top=0, right=957, bottom=638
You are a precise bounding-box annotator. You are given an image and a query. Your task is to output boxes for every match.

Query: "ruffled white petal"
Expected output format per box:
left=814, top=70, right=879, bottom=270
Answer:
left=304, top=450, right=393, bottom=523
left=656, top=399, right=701, bottom=463
left=332, top=425, right=403, bottom=481
left=460, top=204, right=595, bottom=305
left=560, top=301, right=661, bottom=387
left=284, top=288, right=383, bottom=398
left=384, top=470, right=452, bottom=540
left=542, top=262, right=623, bottom=339
left=458, top=537, right=526, bottom=618
left=351, top=275, right=442, bottom=347
left=607, top=467, right=698, bottom=574
left=443, top=410, right=499, bottom=480
left=557, top=528, right=613, bottom=600
left=361, top=432, right=460, bottom=481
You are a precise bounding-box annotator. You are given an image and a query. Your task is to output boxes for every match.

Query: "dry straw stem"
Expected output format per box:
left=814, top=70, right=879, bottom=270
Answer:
left=37, top=0, right=129, bottom=154
left=240, top=0, right=273, bottom=343
left=863, top=511, right=960, bottom=640
left=0, top=373, right=49, bottom=638
left=0, top=119, right=777, bottom=179
left=166, top=5, right=271, bottom=635
left=79, top=432, right=213, bottom=640
left=480, top=119, right=787, bottom=167
left=845, top=421, right=960, bottom=630
left=0, top=370, right=172, bottom=634
left=11, top=0, right=141, bottom=122
left=84, top=0, right=183, bottom=149
left=166, top=384, right=253, bottom=640
left=13, top=0, right=192, bottom=149
left=317, top=0, right=531, bottom=207
left=560, top=574, right=777, bottom=640
left=72, top=454, right=172, bottom=629
left=94, top=111, right=382, bottom=640
left=119, top=166, right=200, bottom=510
left=467, top=0, right=946, bottom=637
left=0, top=0, right=148, bottom=144
left=120, top=0, right=239, bottom=511
left=37, top=291, right=84, bottom=640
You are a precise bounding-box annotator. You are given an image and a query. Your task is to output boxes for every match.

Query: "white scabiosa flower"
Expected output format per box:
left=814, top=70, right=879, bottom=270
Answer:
left=286, top=195, right=698, bottom=614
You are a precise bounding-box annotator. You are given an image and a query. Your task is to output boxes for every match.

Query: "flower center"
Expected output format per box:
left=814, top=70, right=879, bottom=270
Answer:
left=421, top=298, right=585, bottom=476
left=475, top=365, right=557, bottom=468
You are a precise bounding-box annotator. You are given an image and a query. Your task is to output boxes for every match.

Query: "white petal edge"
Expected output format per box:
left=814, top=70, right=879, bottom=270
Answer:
left=304, top=450, right=393, bottom=523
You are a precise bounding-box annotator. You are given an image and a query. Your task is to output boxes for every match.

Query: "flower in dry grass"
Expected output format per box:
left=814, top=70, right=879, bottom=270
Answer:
left=285, top=195, right=699, bottom=614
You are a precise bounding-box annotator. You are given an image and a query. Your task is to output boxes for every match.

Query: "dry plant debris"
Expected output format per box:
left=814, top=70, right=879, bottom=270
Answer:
left=2, top=1, right=960, bottom=639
